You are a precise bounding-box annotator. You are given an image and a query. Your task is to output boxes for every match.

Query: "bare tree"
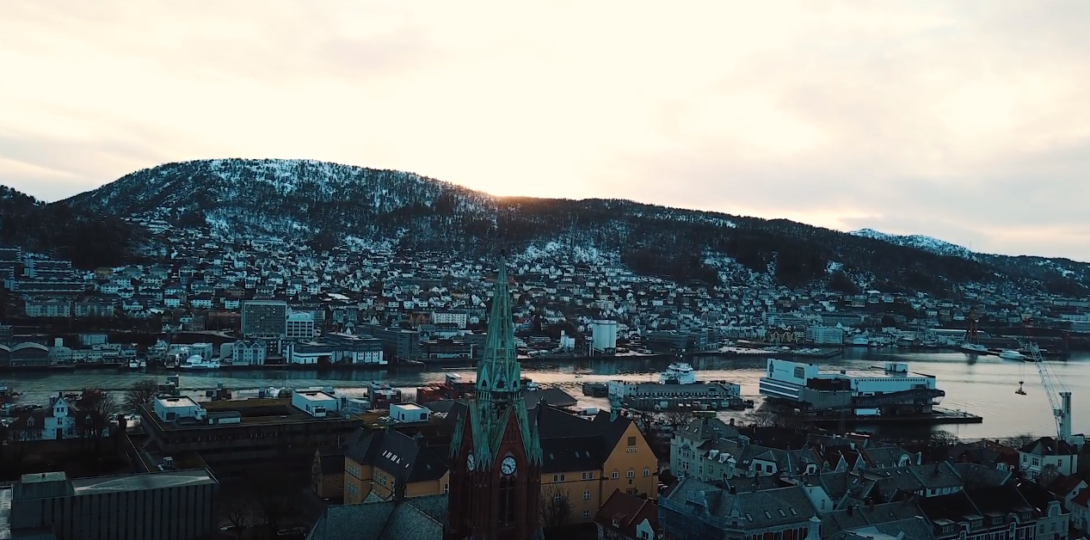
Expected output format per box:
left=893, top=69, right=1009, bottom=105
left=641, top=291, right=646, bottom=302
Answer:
left=540, top=485, right=574, bottom=530
left=1002, top=432, right=1037, bottom=451
left=1037, top=464, right=1061, bottom=487
left=662, top=410, right=692, bottom=428
left=78, top=388, right=120, bottom=456
left=747, top=408, right=780, bottom=428
left=123, top=379, right=159, bottom=413
left=223, top=495, right=253, bottom=539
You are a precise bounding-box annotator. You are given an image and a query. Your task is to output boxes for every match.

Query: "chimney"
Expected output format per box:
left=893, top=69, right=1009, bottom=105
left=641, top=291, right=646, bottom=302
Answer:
left=806, top=516, right=821, bottom=540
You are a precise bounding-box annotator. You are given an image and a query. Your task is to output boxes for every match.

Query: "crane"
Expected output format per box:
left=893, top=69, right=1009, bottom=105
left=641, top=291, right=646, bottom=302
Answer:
left=1023, top=341, right=1074, bottom=444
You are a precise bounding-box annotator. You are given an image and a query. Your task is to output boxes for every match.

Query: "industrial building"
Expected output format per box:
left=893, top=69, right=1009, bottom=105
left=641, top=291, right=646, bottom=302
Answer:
left=7, top=469, right=218, bottom=540
left=758, top=359, right=945, bottom=415
left=590, top=320, right=618, bottom=353
left=139, top=394, right=363, bottom=480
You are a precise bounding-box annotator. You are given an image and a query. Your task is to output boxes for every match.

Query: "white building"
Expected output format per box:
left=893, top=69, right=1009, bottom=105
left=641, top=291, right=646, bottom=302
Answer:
left=1019, top=437, right=1081, bottom=480
left=153, top=396, right=206, bottom=422
left=44, top=394, right=76, bottom=440
left=232, top=340, right=266, bottom=366
left=432, top=311, right=468, bottom=329
left=292, top=390, right=338, bottom=418
left=389, top=403, right=430, bottom=424
left=805, top=326, right=844, bottom=345
left=189, top=343, right=215, bottom=362
left=286, top=311, right=316, bottom=340
left=590, top=320, right=618, bottom=353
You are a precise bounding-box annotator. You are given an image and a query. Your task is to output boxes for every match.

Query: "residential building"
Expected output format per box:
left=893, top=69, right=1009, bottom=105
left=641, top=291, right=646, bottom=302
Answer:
left=8, top=469, right=218, bottom=540
left=805, top=326, right=844, bottom=345
left=659, top=478, right=820, bottom=540
left=306, top=494, right=447, bottom=540
left=344, top=429, right=450, bottom=504
left=432, top=310, right=468, bottom=328
left=594, top=489, right=660, bottom=540
left=24, top=298, right=72, bottom=318
left=1019, top=437, right=1079, bottom=480
left=231, top=339, right=266, bottom=365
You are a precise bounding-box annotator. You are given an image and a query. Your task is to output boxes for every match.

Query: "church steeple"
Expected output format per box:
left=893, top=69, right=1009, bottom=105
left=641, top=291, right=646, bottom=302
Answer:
left=475, top=254, right=521, bottom=400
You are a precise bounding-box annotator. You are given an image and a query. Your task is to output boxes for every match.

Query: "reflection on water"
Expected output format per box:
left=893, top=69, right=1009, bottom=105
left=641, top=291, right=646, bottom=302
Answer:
left=5, top=348, right=1088, bottom=439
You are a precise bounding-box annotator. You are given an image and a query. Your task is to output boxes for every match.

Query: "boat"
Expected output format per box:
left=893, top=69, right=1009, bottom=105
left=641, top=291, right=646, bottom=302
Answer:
left=959, top=342, right=989, bottom=355
left=179, top=355, right=221, bottom=370
left=660, top=362, right=698, bottom=385
left=998, top=350, right=1027, bottom=361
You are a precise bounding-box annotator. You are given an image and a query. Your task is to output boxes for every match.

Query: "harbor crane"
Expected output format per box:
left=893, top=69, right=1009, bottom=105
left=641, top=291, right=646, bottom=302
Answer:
left=1022, top=342, right=1074, bottom=444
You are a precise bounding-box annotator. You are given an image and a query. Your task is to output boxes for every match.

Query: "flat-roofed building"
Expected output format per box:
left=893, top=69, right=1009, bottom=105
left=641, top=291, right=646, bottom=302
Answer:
left=9, top=469, right=218, bottom=540
left=139, top=397, right=363, bottom=481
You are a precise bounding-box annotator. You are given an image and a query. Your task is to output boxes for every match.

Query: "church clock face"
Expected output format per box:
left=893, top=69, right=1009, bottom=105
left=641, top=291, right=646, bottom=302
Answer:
left=466, top=452, right=475, bottom=471
left=501, top=456, right=517, bottom=475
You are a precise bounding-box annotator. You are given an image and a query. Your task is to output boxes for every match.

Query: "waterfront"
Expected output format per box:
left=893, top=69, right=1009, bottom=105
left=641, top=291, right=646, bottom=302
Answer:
left=4, top=348, right=1089, bottom=440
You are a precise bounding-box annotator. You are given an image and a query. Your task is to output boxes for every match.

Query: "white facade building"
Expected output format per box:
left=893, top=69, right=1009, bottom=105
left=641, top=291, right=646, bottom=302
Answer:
left=189, top=343, right=215, bottom=362
left=432, top=311, right=468, bottom=329
left=153, top=396, right=206, bottom=422
left=292, top=390, right=338, bottom=417
left=286, top=311, right=316, bottom=340
left=805, top=326, right=844, bottom=345
left=390, top=403, right=430, bottom=424
left=232, top=340, right=266, bottom=366
left=591, top=320, right=618, bottom=353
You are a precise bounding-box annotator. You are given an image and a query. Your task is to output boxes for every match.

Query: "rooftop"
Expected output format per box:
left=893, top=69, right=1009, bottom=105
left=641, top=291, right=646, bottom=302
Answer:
left=71, top=469, right=217, bottom=495
left=156, top=396, right=200, bottom=409
left=295, top=391, right=337, bottom=402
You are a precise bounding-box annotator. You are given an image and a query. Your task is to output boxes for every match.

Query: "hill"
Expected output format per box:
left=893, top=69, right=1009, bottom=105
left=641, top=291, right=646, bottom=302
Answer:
left=58, top=158, right=1090, bottom=297
left=0, top=186, right=152, bottom=269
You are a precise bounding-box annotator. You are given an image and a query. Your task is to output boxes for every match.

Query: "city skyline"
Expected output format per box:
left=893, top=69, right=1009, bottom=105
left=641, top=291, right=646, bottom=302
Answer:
left=2, top=1, right=1089, bottom=260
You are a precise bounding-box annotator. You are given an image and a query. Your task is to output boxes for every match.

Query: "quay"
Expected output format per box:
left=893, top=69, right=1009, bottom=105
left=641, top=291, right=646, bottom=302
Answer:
left=797, top=407, right=983, bottom=427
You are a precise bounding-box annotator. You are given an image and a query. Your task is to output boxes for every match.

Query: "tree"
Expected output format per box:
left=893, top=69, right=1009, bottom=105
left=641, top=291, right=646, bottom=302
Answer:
left=78, top=388, right=120, bottom=456
left=1037, top=464, right=1061, bottom=487
left=123, top=379, right=159, bottom=413
left=662, top=411, right=692, bottom=428
left=1002, top=432, right=1036, bottom=451
left=223, top=495, right=253, bottom=539
left=540, top=485, right=574, bottom=530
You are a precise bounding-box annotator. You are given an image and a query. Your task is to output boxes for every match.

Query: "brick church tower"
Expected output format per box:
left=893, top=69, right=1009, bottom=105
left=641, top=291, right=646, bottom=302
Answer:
left=445, top=255, right=543, bottom=540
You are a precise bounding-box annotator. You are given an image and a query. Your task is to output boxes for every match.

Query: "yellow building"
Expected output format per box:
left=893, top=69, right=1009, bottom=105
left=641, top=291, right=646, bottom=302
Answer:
left=537, top=407, right=659, bottom=523
left=341, top=429, right=450, bottom=504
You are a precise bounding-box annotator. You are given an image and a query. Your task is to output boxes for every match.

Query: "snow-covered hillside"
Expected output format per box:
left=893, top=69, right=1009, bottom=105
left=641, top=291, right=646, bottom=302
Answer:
left=850, top=228, right=976, bottom=260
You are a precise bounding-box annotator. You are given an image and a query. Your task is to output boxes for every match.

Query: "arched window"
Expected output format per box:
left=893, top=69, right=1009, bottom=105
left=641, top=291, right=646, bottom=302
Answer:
left=499, top=476, right=516, bottom=526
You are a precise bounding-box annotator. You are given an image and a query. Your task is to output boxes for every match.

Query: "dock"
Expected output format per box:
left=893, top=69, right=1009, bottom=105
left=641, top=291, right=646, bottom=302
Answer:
left=797, top=407, right=982, bottom=427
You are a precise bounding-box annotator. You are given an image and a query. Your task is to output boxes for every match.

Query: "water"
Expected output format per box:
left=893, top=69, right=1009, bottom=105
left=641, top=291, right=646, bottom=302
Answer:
left=5, top=349, right=1089, bottom=440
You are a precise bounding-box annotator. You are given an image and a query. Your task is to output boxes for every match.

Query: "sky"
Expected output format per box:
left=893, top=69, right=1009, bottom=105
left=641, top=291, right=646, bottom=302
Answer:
left=2, top=1, right=1089, bottom=260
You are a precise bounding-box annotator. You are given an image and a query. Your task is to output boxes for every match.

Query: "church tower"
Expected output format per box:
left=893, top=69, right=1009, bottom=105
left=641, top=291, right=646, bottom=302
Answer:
left=446, top=254, right=543, bottom=540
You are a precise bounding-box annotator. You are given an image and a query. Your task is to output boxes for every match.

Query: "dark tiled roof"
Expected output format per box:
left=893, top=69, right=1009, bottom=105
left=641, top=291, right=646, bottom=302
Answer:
left=308, top=495, right=447, bottom=540
left=319, top=449, right=346, bottom=474
left=1020, top=437, right=1077, bottom=456
left=594, top=488, right=659, bottom=538
left=542, top=436, right=604, bottom=474
left=345, top=430, right=448, bottom=484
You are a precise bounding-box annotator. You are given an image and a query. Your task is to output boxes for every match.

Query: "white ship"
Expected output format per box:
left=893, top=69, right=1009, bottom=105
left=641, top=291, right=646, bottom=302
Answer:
left=660, top=362, right=698, bottom=385
left=959, top=342, right=989, bottom=354
left=998, top=349, right=1027, bottom=361
left=180, top=355, right=221, bottom=370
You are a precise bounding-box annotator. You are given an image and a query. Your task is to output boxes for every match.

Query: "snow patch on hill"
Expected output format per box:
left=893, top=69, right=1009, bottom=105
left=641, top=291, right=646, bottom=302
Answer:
left=850, top=228, right=976, bottom=260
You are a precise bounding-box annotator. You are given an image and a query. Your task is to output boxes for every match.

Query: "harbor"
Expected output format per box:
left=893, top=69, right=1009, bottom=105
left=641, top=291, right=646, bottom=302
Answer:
left=2, top=348, right=1088, bottom=439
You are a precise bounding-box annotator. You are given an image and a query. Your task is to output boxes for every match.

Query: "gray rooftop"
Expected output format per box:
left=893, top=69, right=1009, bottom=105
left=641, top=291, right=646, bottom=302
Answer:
left=70, top=469, right=216, bottom=496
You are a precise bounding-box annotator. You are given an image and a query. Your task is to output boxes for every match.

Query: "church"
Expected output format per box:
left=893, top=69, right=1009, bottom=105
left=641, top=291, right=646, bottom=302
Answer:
left=446, top=255, right=545, bottom=540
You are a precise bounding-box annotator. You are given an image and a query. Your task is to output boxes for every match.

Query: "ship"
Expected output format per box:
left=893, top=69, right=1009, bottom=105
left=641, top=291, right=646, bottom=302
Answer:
left=179, top=355, right=221, bottom=370
left=608, top=363, right=743, bottom=412
left=660, top=362, right=697, bottom=385
left=998, top=349, right=1027, bottom=361
left=959, top=342, right=989, bottom=355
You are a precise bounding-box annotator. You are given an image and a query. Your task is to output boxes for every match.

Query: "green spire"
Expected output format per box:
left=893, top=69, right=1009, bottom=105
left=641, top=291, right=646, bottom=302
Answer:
left=476, top=254, right=521, bottom=399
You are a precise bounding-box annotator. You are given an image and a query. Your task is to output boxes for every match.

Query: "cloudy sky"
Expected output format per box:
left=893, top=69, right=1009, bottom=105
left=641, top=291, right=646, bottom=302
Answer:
left=2, top=1, right=1089, bottom=259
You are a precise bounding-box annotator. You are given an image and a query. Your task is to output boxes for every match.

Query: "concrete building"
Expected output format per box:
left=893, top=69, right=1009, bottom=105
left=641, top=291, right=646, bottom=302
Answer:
left=591, top=320, right=619, bottom=354
left=805, top=326, right=844, bottom=345
left=292, top=389, right=339, bottom=417
left=432, top=310, right=468, bottom=329
left=8, top=469, right=218, bottom=540
left=287, top=311, right=317, bottom=340
left=241, top=300, right=288, bottom=339
left=390, top=403, right=430, bottom=424
left=139, top=395, right=362, bottom=481
left=359, top=324, right=421, bottom=362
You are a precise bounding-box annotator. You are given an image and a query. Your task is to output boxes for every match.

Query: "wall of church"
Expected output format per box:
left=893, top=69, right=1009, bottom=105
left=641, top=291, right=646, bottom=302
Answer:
left=600, top=422, right=659, bottom=501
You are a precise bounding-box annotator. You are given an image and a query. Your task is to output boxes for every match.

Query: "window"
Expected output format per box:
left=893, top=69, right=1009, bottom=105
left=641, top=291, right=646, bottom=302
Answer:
left=628, top=436, right=637, bottom=446
left=583, top=511, right=591, bottom=519
left=611, top=471, right=619, bottom=480
left=584, top=490, right=591, bottom=500
left=643, top=468, right=651, bottom=477
left=499, top=477, right=516, bottom=526
left=552, top=474, right=566, bottom=482
left=582, top=472, right=595, bottom=480
left=627, top=469, right=635, bottom=479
